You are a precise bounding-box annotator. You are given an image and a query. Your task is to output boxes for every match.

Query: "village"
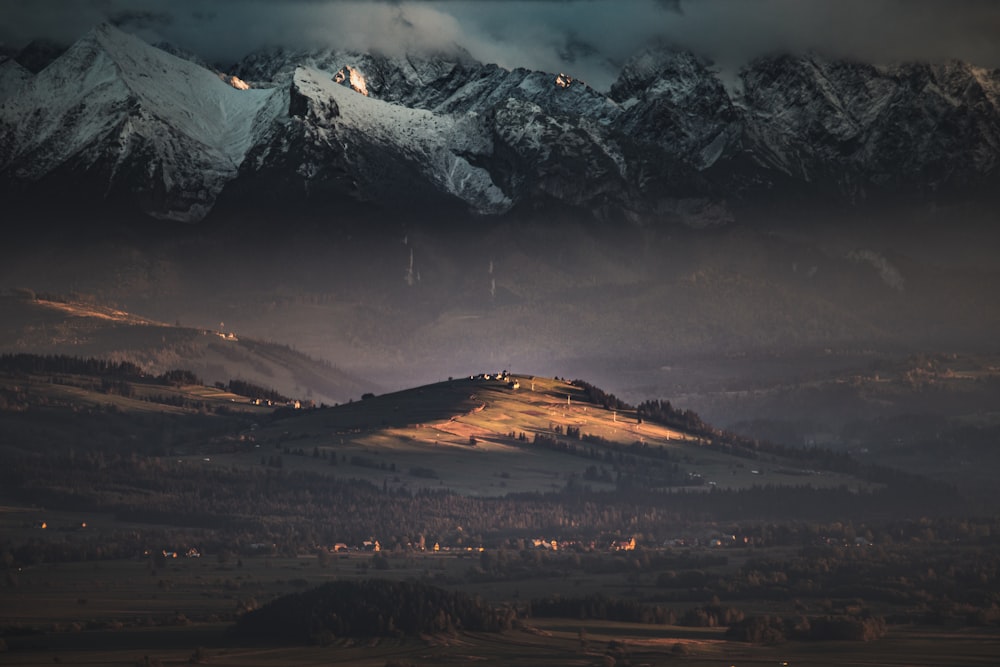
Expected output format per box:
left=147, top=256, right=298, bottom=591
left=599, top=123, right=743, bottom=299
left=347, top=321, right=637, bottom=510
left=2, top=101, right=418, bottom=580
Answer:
left=128, top=528, right=880, bottom=564
left=134, top=532, right=774, bottom=564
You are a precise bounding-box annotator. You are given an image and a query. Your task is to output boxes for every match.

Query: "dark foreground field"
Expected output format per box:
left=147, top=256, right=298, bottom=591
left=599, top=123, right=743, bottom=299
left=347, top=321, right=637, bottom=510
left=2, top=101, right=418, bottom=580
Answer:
left=8, top=624, right=1000, bottom=667
left=4, top=549, right=1000, bottom=666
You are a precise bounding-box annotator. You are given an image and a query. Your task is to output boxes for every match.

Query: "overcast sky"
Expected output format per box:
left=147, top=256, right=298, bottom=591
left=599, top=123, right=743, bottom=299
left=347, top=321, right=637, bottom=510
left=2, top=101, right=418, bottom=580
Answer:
left=4, top=0, right=1000, bottom=90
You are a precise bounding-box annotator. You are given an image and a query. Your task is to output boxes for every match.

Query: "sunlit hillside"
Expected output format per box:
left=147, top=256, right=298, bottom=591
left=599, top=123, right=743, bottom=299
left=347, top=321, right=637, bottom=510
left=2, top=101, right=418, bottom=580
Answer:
left=250, top=373, right=871, bottom=497
left=0, top=292, right=376, bottom=405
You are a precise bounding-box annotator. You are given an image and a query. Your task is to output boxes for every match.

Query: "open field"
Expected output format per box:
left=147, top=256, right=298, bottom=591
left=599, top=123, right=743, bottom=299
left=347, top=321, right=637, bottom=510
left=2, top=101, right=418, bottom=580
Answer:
left=8, top=629, right=999, bottom=667
left=4, top=549, right=1000, bottom=666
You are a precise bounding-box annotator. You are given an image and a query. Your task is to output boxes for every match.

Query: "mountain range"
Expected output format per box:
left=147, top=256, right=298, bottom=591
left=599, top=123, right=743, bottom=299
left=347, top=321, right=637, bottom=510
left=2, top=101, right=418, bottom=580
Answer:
left=2, top=23, right=999, bottom=226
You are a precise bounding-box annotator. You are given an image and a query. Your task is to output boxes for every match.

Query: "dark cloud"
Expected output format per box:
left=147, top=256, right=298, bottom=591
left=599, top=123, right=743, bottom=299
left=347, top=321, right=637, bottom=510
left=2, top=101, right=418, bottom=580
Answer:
left=670, top=0, right=1000, bottom=75
left=1, top=1, right=999, bottom=90
left=108, top=10, right=173, bottom=31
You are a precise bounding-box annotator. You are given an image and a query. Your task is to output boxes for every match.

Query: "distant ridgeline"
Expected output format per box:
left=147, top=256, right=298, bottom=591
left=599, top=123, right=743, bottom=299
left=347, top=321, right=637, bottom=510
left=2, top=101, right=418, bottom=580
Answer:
left=570, top=378, right=961, bottom=501
left=572, top=380, right=856, bottom=471
left=233, top=579, right=514, bottom=644
left=0, top=353, right=286, bottom=400
left=0, top=353, right=149, bottom=380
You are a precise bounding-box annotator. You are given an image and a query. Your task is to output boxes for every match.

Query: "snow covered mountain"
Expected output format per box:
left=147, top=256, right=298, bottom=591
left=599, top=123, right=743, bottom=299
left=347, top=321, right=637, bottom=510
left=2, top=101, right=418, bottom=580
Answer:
left=0, top=24, right=282, bottom=222
left=0, top=58, right=33, bottom=103
left=2, top=24, right=999, bottom=225
left=739, top=54, right=1000, bottom=198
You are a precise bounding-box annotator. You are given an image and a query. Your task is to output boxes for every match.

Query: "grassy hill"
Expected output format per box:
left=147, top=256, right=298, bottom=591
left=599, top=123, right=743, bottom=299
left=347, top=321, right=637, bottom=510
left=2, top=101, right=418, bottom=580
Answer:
left=0, top=292, right=376, bottom=405
left=0, top=356, right=965, bottom=563
left=0, top=351, right=956, bottom=514
left=0, top=354, right=283, bottom=458
left=241, top=373, right=872, bottom=498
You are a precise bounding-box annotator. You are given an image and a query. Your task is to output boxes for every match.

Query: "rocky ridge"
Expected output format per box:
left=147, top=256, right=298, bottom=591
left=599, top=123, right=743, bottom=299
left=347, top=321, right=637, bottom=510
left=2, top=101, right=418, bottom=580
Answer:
left=2, top=24, right=999, bottom=225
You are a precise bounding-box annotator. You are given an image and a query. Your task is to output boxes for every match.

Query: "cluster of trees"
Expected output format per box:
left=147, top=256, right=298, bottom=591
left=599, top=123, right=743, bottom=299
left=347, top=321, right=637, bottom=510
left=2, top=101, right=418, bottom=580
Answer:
left=636, top=399, right=712, bottom=436
left=159, top=369, right=202, bottom=386
left=234, top=580, right=514, bottom=643
left=349, top=455, right=396, bottom=472
left=0, top=354, right=297, bottom=404
left=0, top=353, right=203, bottom=390
left=570, top=380, right=629, bottom=411
left=569, top=382, right=865, bottom=481
left=727, top=612, right=887, bottom=643
left=223, top=379, right=290, bottom=404
left=530, top=431, right=695, bottom=487
left=0, top=354, right=147, bottom=379
left=566, top=383, right=721, bottom=444
left=569, top=380, right=871, bottom=478
left=527, top=593, right=888, bottom=643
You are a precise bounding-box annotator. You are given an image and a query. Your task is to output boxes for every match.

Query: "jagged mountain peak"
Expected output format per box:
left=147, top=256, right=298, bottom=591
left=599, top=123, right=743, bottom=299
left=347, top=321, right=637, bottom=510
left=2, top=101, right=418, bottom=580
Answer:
left=286, top=65, right=511, bottom=214
left=738, top=50, right=1000, bottom=191
left=881, top=59, right=1000, bottom=113
left=610, top=46, right=713, bottom=103
left=233, top=44, right=620, bottom=121
left=607, top=45, right=739, bottom=174
left=0, top=22, right=284, bottom=222
left=0, top=57, right=32, bottom=102
left=11, top=37, right=67, bottom=74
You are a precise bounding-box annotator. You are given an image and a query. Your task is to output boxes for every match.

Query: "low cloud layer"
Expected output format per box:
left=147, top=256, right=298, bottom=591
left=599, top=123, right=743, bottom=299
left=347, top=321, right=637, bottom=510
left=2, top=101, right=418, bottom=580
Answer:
left=3, top=1, right=1000, bottom=90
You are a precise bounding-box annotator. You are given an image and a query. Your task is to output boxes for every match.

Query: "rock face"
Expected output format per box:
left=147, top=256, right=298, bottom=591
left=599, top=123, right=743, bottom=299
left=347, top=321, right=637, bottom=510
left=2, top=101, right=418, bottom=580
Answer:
left=739, top=54, right=1000, bottom=199
left=0, top=58, right=33, bottom=103
left=2, top=24, right=999, bottom=225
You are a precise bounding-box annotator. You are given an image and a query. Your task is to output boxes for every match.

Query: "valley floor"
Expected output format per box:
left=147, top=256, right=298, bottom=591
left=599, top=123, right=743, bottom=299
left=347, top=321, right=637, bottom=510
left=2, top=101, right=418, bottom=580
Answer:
left=5, top=615, right=1000, bottom=666
left=3, top=552, right=1000, bottom=666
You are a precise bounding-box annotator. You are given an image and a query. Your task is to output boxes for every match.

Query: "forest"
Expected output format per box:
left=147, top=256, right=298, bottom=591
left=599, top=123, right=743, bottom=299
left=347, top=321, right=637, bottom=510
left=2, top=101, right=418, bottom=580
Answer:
left=234, top=579, right=516, bottom=644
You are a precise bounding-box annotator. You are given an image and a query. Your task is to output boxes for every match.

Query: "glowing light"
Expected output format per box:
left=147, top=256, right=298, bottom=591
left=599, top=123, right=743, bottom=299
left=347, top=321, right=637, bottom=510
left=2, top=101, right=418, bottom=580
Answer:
left=555, top=73, right=574, bottom=88
left=334, top=66, right=370, bottom=96
left=228, top=75, right=250, bottom=91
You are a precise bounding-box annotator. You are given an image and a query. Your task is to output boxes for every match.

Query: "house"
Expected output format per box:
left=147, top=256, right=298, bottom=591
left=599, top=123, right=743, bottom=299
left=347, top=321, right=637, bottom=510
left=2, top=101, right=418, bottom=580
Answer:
left=611, top=537, right=636, bottom=552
